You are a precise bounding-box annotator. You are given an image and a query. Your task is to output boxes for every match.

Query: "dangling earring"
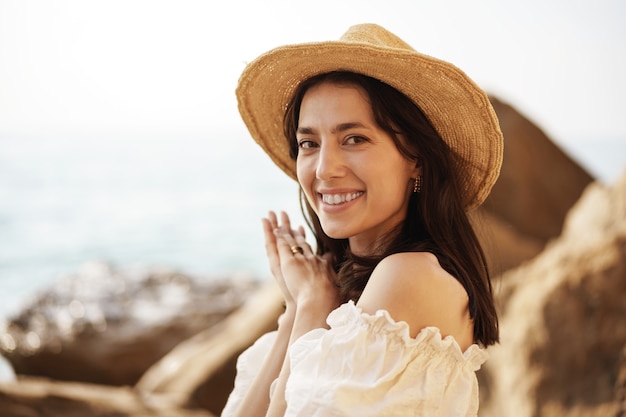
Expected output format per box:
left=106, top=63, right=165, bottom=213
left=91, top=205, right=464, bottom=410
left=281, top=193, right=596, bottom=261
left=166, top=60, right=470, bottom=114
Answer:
left=413, top=175, right=422, bottom=193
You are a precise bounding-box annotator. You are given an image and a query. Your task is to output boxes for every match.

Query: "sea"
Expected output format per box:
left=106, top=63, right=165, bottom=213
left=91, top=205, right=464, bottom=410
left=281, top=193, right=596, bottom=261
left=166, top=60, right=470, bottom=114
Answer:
left=0, top=130, right=624, bottom=321
left=0, top=130, right=305, bottom=319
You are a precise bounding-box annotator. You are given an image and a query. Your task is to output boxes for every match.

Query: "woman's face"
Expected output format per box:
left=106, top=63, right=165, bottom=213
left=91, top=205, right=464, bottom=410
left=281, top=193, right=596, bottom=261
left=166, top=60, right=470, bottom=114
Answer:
left=296, top=81, right=419, bottom=254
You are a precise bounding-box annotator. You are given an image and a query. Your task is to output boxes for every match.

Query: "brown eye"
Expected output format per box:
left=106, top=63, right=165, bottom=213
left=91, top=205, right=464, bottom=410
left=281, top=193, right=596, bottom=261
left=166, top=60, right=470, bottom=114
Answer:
left=345, top=135, right=368, bottom=145
left=298, top=140, right=318, bottom=149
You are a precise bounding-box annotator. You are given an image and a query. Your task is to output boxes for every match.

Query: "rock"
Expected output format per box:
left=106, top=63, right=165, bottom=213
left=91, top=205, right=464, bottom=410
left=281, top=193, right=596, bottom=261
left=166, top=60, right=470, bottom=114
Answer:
left=476, top=97, right=595, bottom=275
left=0, top=354, right=16, bottom=383
left=0, top=376, right=216, bottom=417
left=136, top=280, right=283, bottom=416
left=615, top=344, right=626, bottom=416
left=471, top=208, right=545, bottom=276
left=486, top=96, right=595, bottom=241
left=0, top=262, right=260, bottom=386
left=478, top=169, right=626, bottom=417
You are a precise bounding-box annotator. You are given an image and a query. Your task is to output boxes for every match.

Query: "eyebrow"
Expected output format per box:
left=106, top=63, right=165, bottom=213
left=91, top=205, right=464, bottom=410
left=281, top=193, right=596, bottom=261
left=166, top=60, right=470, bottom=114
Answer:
left=297, top=122, right=368, bottom=135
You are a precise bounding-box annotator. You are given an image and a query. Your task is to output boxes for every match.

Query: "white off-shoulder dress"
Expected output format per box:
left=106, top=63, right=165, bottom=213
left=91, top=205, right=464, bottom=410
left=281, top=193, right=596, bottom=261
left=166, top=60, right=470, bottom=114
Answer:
left=221, top=301, right=488, bottom=417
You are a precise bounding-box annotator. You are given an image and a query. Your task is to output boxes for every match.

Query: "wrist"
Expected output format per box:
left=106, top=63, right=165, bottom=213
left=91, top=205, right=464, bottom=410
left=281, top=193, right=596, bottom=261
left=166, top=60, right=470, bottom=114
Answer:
left=294, top=296, right=336, bottom=325
left=296, top=292, right=339, bottom=315
left=288, top=300, right=333, bottom=344
left=277, top=305, right=296, bottom=329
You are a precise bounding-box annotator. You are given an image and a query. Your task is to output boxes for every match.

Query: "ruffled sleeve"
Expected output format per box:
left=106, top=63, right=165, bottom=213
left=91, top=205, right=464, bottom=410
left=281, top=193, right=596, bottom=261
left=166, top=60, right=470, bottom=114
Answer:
left=284, top=301, right=488, bottom=417
left=220, top=331, right=277, bottom=417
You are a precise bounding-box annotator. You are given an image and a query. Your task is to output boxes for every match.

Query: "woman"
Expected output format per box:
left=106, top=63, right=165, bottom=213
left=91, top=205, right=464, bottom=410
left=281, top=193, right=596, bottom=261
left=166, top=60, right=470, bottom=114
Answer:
left=222, top=23, right=503, bottom=416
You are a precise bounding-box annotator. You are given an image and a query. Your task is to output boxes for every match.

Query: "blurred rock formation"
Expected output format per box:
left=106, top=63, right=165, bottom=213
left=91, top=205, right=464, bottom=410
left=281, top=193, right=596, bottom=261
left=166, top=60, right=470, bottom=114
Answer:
left=486, top=97, right=594, bottom=241
left=0, top=262, right=259, bottom=385
left=478, top=167, right=626, bottom=417
left=476, top=96, right=594, bottom=275
left=135, top=280, right=283, bottom=414
left=0, top=376, right=217, bottom=417
left=0, top=96, right=623, bottom=416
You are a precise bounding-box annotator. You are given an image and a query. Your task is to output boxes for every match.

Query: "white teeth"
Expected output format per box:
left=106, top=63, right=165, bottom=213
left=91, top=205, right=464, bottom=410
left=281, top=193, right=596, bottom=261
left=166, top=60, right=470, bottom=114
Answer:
left=321, top=192, right=363, bottom=205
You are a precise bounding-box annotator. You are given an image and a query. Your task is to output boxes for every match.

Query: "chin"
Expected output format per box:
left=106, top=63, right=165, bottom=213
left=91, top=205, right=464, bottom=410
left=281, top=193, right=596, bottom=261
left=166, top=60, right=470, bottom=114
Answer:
left=320, top=225, right=351, bottom=240
left=324, top=231, right=349, bottom=240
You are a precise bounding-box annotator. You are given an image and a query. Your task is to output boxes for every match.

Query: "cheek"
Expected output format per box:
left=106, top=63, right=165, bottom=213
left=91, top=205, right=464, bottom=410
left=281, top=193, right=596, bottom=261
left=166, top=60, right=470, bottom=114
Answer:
left=296, top=162, right=307, bottom=189
left=296, top=162, right=316, bottom=203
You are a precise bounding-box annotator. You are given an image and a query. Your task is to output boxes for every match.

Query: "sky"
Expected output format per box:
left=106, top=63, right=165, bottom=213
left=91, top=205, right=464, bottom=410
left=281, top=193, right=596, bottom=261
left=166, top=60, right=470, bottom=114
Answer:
left=0, top=0, right=624, bottom=179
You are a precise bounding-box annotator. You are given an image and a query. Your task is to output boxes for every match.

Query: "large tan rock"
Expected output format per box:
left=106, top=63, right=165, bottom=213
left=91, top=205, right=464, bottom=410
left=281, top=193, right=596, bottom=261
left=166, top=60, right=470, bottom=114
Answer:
left=135, top=280, right=283, bottom=416
left=472, top=208, right=544, bottom=276
left=478, top=169, right=626, bottom=417
left=0, top=376, right=216, bottom=417
left=484, top=97, right=594, bottom=242
left=470, top=97, right=595, bottom=277
left=0, top=263, right=259, bottom=386
left=0, top=281, right=283, bottom=417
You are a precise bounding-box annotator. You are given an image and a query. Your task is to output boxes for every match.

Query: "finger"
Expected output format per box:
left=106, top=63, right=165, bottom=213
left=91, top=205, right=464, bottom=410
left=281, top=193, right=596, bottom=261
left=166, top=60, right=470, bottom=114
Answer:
left=264, top=211, right=280, bottom=241
left=275, top=229, right=314, bottom=260
left=262, top=217, right=277, bottom=249
left=264, top=211, right=284, bottom=252
left=275, top=228, right=313, bottom=261
left=293, top=232, right=313, bottom=256
left=274, top=225, right=298, bottom=253
left=278, top=211, right=303, bottom=237
left=279, top=211, right=292, bottom=232
left=275, top=212, right=297, bottom=248
left=262, top=217, right=283, bottom=272
left=275, top=212, right=314, bottom=257
left=267, top=210, right=278, bottom=230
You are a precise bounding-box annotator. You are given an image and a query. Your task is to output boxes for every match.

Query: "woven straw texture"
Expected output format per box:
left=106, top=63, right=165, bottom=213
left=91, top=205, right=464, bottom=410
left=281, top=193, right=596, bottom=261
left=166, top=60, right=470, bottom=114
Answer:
left=236, top=23, right=503, bottom=209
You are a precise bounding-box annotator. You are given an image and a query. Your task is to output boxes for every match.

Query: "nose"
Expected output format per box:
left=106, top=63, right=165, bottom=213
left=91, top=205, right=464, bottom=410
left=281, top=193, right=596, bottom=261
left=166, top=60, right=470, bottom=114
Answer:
left=316, top=141, right=345, bottom=180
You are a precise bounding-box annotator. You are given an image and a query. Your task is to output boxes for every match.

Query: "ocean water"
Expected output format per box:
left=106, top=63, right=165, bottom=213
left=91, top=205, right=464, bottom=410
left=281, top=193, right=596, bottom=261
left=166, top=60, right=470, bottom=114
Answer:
left=0, top=131, right=624, bottom=320
left=0, top=131, right=304, bottom=318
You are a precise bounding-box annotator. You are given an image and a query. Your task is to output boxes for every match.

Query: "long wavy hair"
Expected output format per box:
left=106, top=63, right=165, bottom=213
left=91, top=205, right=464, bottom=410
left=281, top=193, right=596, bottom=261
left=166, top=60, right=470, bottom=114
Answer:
left=283, top=71, right=498, bottom=346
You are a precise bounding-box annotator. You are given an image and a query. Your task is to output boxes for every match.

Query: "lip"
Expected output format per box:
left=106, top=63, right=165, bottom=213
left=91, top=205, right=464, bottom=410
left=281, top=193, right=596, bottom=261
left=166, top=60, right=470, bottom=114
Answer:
left=316, top=188, right=364, bottom=212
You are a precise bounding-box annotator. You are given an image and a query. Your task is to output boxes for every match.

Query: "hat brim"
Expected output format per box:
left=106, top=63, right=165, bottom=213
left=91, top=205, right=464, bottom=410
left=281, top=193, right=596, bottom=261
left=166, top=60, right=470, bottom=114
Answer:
left=236, top=39, right=503, bottom=209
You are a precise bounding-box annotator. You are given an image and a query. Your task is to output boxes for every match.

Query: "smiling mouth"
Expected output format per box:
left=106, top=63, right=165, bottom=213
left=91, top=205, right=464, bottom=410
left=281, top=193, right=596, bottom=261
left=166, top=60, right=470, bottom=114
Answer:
left=320, top=191, right=364, bottom=205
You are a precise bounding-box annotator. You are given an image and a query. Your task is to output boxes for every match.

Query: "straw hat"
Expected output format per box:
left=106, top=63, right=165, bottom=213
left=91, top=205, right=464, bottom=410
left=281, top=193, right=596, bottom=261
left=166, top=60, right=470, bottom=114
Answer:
left=236, top=23, right=503, bottom=209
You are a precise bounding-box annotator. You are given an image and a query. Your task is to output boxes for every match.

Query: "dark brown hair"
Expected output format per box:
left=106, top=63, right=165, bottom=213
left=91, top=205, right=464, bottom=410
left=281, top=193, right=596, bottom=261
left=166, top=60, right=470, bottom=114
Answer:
left=283, top=71, right=499, bottom=346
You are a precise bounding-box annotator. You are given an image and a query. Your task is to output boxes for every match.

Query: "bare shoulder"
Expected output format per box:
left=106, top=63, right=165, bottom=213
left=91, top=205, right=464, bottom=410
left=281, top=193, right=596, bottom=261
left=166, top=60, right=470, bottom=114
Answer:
left=357, top=252, right=474, bottom=348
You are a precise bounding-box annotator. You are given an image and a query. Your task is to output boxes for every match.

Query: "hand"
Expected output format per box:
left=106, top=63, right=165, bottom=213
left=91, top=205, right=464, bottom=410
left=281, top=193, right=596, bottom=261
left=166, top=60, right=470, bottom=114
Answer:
left=269, top=211, right=340, bottom=313
left=262, top=211, right=297, bottom=310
